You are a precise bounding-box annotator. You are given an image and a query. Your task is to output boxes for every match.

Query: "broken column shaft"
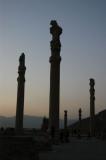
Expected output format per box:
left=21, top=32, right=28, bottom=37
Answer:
left=64, top=110, right=68, bottom=129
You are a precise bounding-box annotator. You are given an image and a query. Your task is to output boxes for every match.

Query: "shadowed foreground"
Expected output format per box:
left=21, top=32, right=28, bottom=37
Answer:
left=39, top=137, right=106, bottom=160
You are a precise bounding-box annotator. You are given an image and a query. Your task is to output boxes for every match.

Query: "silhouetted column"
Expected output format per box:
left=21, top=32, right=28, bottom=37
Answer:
left=79, top=108, right=82, bottom=122
left=15, top=53, right=26, bottom=131
left=49, top=20, right=62, bottom=131
left=89, top=78, right=95, bottom=136
left=79, top=108, right=82, bottom=133
left=64, top=110, right=68, bottom=129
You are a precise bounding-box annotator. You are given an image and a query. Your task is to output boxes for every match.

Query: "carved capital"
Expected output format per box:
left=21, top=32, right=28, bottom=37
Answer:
left=50, top=20, right=62, bottom=41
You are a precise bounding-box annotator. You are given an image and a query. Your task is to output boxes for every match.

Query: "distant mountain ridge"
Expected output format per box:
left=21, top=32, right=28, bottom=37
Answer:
left=0, top=115, right=43, bottom=128
left=69, top=109, right=106, bottom=133
left=0, top=115, right=76, bottom=129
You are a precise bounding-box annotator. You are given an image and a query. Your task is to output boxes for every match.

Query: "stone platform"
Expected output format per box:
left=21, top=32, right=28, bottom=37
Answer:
left=39, top=137, right=106, bottom=160
left=0, top=135, right=39, bottom=160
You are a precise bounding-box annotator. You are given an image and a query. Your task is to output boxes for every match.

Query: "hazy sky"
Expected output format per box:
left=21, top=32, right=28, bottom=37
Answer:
left=0, top=0, right=106, bottom=120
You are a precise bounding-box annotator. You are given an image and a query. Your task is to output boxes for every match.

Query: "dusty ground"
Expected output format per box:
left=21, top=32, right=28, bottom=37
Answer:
left=39, top=137, right=106, bottom=160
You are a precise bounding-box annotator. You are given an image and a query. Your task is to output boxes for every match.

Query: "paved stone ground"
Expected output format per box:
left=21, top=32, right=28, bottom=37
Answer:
left=39, top=137, right=106, bottom=160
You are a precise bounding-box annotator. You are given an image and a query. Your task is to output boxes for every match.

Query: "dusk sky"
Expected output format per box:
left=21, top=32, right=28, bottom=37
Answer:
left=0, top=0, right=106, bottom=120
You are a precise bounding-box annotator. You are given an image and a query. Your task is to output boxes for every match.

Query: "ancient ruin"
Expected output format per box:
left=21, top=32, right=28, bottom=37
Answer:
left=0, top=20, right=106, bottom=160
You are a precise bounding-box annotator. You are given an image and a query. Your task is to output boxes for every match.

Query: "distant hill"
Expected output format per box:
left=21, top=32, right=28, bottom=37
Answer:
left=0, top=115, right=76, bottom=129
left=0, top=115, right=43, bottom=128
left=69, top=109, right=106, bottom=133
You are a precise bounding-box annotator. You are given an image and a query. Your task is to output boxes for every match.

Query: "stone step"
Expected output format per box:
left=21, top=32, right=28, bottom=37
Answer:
left=0, top=135, right=39, bottom=160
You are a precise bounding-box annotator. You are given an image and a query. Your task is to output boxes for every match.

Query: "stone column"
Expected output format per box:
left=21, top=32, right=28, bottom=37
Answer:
left=79, top=108, right=82, bottom=122
left=89, top=78, right=95, bottom=136
left=64, top=110, right=68, bottom=130
left=79, top=108, right=82, bottom=133
left=49, top=20, right=62, bottom=131
left=15, top=53, right=26, bottom=131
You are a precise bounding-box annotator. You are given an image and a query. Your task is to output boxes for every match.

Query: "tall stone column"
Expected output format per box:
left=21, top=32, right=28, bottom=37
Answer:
left=64, top=110, right=68, bottom=130
left=15, top=53, right=26, bottom=131
left=89, top=78, right=95, bottom=136
left=49, top=20, right=62, bottom=131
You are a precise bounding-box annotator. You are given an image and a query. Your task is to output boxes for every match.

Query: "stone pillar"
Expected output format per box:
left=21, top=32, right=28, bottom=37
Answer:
left=79, top=108, right=82, bottom=122
left=89, top=78, right=95, bottom=136
left=49, top=20, right=62, bottom=131
left=64, top=110, right=68, bottom=129
left=15, top=53, right=26, bottom=131
left=79, top=108, right=82, bottom=133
